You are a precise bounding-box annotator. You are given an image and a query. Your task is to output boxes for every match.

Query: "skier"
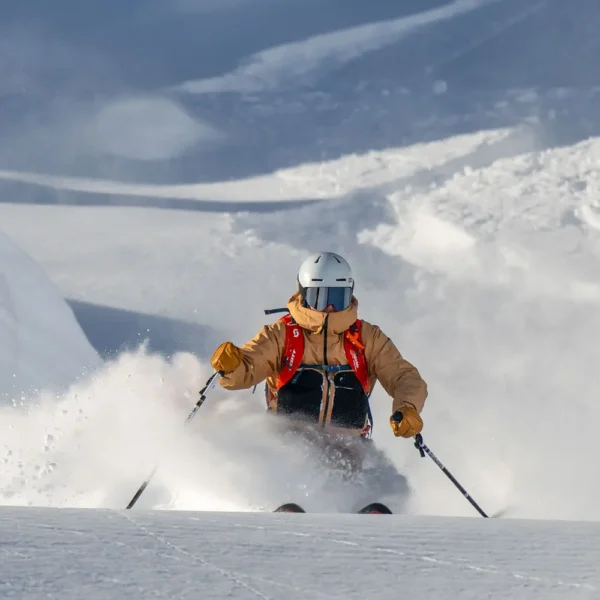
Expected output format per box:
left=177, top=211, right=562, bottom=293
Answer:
left=209, top=251, right=427, bottom=445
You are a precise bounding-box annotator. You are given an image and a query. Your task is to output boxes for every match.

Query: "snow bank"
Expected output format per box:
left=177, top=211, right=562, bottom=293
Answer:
left=0, top=127, right=514, bottom=203
left=358, top=136, right=600, bottom=520
left=0, top=230, right=100, bottom=403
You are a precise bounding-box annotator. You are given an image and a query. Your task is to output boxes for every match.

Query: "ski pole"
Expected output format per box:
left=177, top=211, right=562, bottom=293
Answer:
left=125, top=370, right=223, bottom=510
left=413, top=433, right=489, bottom=518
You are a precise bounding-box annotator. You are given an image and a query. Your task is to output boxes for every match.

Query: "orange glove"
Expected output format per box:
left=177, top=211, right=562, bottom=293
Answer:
left=210, top=342, right=243, bottom=374
left=390, top=405, right=423, bottom=438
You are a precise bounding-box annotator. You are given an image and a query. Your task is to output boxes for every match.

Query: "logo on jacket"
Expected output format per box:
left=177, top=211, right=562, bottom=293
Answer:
left=288, top=349, right=297, bottom=366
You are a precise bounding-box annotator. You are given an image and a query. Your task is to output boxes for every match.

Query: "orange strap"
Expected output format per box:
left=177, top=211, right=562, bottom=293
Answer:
left=277, top=314, right=304, bottom=388
left=344, top=321, right=370, bottom=394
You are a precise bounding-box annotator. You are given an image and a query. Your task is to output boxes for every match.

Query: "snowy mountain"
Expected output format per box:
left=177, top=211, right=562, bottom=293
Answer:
left=0, top=231, right=100, bottom=402
left=2, top=0, right=600, bottom=597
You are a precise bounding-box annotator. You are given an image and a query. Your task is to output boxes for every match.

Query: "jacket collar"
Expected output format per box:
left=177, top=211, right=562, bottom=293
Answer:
left=286, top=292, right=358, bottom=335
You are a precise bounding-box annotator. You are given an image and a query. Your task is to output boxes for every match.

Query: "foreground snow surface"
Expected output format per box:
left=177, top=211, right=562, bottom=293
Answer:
left=2, top=507, right=598, bottom=600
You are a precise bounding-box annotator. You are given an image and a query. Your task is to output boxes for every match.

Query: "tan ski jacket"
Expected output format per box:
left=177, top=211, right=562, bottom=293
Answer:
left=220, top=293, right=428, bottom=423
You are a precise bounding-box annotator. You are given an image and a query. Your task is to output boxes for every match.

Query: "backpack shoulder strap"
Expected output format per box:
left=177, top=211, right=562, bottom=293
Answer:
left=345, top=320, right=373, bottom=435
left=344, top=320, right=370, bottom=394
left=277, top=314, right=304, bottom=389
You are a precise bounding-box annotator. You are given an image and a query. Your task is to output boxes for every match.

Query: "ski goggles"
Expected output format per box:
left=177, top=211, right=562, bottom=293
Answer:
left=302, top=286, right=352, bottom=311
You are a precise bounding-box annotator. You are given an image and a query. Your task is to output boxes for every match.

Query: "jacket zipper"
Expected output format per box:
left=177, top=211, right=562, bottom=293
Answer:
left=321, top=315, right=331, bottom=427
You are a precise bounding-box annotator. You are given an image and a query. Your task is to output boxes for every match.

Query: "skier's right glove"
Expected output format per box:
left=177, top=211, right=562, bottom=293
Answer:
left=210, top=341, right=243, bottom=374
left=390, top=405, right=423, bottom=438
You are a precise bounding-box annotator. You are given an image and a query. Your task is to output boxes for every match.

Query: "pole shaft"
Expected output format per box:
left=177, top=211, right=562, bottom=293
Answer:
left=415, top=434, right=489, bottom=518
left=125, top=371, right=221, bottom=509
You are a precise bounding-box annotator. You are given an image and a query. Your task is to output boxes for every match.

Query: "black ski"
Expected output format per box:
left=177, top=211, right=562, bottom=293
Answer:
left=274, top=503, right=306, bottom=513
left=357, top=502, right=393, bottom=514
left=273, top=502, right=392, bottom=514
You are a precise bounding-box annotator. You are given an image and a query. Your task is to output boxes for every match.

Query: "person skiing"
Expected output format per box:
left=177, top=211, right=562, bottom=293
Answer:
left=209, top=251, right=427, bottom=442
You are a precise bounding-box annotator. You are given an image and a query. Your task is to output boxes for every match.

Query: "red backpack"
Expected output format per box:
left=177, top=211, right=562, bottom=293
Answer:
left=276, top=314, right=370, bottom=393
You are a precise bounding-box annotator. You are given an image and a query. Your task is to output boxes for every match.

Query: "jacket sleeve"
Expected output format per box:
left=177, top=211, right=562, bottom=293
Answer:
left=219, top=322, right=284, bottom=390
left=365, top=323, right=428, bottom=414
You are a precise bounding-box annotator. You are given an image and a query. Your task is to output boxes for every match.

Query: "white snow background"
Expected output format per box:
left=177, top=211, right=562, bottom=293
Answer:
left=2, top=0, right=600, bottom=597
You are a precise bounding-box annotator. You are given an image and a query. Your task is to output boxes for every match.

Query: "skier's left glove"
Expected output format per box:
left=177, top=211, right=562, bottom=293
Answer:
left=390, top=405, right=423, bottom=438
left=210, top=341, right=243, bottom=374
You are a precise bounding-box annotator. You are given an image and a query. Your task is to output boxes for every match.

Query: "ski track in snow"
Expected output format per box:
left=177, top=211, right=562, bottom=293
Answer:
left=428, top=2, right=546, bottom=71
left=120, top=511, right=274, bottom=600
left=220, top=519, right=597, bottom=592
left=176, top=0, right=502, bottom=95
left=2, top=509, right=600, bottom=599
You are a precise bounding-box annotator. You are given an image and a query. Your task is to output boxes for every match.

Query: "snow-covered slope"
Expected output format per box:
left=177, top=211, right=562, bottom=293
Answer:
left=2, top=0, right=600, bottom=190
left=4, top=508, right=600, bottom=600
left=3, top=0, right=600, bottom=597
left=0, top=231, right=100, bottom=403
left=2, top=127, right=600, bottom=522
left=2, top=3, right=600, bottom=597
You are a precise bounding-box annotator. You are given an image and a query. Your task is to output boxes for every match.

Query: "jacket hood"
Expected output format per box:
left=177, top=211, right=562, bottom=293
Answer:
left=286, top=292, right=358, bottom=335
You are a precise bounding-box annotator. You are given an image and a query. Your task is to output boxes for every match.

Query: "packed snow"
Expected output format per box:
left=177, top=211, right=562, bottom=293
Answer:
left=3, top=508, right=600, bottom=600
left=2, top=0, right=600, bottom=597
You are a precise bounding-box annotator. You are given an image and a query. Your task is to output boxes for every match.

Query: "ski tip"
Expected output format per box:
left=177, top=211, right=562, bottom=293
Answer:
left=357, top=502, right=393, bottom=514
left=273, top=502, right=394, bottom=514
left=274, top=503, right=306, bottom=513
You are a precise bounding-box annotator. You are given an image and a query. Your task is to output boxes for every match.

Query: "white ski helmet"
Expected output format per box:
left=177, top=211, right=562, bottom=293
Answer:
left=297, top=252, right=354, bottom=311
